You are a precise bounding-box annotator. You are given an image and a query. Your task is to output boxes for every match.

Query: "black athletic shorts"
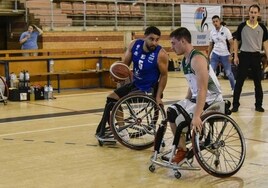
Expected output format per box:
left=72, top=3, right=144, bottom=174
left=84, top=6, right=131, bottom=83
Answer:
left=114, top=82, right=160, bottom=99
left=114, top=83, right=139, bottom=98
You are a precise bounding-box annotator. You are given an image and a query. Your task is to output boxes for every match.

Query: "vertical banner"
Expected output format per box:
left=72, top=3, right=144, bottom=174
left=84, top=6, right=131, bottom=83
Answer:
left=181, top=5, right=221, bottom=46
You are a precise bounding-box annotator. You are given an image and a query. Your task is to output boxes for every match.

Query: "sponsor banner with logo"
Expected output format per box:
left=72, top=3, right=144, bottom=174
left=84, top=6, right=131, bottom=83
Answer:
left=180, top=5, right=221, bottom=46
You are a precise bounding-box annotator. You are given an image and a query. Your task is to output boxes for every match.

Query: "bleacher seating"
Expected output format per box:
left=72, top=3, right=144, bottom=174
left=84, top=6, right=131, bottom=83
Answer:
left=108, top=3, right=116, bottom=15
left=259, top=0, right=266, bottom=4
left=60, top=2, right=73, bottom=14
left=209, top=0, right=218, bottom=3
left=86, top=3, right=97, bottom=15
left=225, top=0, right=234, bottom=4
left=130, top=5, right=143, bottom=17
left=233, top=0, right=241, bottom=3
left=21, top=0, right=265, bottom=28
left=201, top=0, right=210, bottom=3
left=96, top=3, right=109, bottom=15
left=72, top=2, right=84, bottom=14
left=119, top=4, right=131, bottom=15
left=223, top=6, right=233, bottom=17
left=242, top=0, right=255, bottom=4
left=156, top=0, right=166, bottom=3
left=25, top=0, right=72, bottom=27
left=232, top=6, right=242, bottom=17
left=218, top=0, right=226, bottom=3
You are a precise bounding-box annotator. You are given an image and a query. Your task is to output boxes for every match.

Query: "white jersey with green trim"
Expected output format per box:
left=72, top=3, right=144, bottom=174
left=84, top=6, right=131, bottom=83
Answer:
left=182, top=49, right=223, bottom=104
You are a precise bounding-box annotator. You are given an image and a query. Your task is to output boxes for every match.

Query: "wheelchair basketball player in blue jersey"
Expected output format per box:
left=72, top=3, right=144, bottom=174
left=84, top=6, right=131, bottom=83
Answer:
left=95, top=26, right=169, bottom=144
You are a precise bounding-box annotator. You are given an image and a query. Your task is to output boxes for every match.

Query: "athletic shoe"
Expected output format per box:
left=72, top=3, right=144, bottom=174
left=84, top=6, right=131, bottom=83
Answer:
left=255, top=106, right=265, bottom=112
left=119, top=129, right=130, bottom=141
left=264, top=66, right=268, bottom=73
left=231, top=107, right=239, bottom=112
left=172, top=148, right=187, bottom=164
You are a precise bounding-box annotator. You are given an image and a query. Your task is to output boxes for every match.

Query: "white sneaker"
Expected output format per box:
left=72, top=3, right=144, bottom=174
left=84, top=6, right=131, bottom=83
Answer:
left=119, top=129, right=130, bottom=141
left=264, top=66, right=268, bottom=73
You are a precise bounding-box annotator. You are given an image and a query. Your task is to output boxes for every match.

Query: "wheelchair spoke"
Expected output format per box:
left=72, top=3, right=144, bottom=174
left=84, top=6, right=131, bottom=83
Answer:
left=193, top=112, right=246, bottom=178
left=140, top=101, right=157, bottom=119
left=125, top=101, right=138, bottom=119
left=220, top=147, right=240, bottom=169
left=110, top=93, right=167, bottom=150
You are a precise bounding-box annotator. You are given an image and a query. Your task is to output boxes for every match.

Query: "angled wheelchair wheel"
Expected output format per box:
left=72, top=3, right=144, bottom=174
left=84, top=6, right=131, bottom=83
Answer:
left=192, top=112, right=246, bottom=178
left=110, top=93, right=166, bottom=150
left=0, top=76, right=9, bottom=105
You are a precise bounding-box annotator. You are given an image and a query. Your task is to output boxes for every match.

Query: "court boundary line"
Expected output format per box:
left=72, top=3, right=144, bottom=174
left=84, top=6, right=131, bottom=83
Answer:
left=0, top=91, right=267, bottom=124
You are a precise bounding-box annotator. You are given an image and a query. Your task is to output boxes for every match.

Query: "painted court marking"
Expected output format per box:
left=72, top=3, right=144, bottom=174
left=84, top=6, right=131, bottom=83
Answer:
left=0, top=123, right=93, bottom=137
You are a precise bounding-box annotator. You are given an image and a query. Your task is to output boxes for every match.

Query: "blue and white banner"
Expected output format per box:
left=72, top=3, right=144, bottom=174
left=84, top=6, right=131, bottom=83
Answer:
left=181, top=5, right=221, bottom=46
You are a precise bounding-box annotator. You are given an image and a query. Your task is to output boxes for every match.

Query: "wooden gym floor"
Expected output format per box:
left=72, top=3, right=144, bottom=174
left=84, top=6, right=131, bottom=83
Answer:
left=0, top=71, right=267, bottom=188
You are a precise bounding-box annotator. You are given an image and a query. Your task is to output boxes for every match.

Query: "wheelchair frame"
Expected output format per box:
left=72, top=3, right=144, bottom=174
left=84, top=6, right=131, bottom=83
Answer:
left=0, top=76, right=8, bottom=105
left=149, top=100, right=246, bottom=179
left=97, top=92, right=166, bottom=150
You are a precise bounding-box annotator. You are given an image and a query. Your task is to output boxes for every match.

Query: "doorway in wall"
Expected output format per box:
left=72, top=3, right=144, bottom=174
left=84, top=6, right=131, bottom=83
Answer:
left=0, top=21, right=7, bottom=50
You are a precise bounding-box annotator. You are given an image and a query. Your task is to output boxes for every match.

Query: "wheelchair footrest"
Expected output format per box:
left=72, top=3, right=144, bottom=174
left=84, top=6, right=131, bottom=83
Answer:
left=95, top=134, right=117, bottom=145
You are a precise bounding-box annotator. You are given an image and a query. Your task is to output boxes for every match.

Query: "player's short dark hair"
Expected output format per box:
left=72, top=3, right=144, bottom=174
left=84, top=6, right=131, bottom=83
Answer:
left=170, top=27, right=191, bottom=43
left=144, top=26, right=161, bottom=36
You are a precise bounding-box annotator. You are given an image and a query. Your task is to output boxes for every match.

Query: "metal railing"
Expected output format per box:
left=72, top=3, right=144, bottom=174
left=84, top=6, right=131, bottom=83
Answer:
left=22, top=0, right=266, bottom=31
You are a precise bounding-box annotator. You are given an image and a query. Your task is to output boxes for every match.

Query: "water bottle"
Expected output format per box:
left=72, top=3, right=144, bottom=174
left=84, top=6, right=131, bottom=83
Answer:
left=48, top=85, right=53, bottom=99
left=9, top=72, right=16, bottom=88
left=25, top=71, right=30, bottom=81
left=19, top=71, right=24, bottom=81
left=18, top=71, right=24, bottom=89
left=25, top=71, right=30, bottom=87
left=49, top=59, right=54, bottom=73
left=44, top=85, right=48, bottom=100
left=30, top=86, right=35, bottom=101
left=96, top=62, right=100, bottom=71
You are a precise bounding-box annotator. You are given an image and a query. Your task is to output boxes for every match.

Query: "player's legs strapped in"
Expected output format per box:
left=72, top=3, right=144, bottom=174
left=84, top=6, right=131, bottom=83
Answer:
left=167, top=103, right=194, bottom=163
left=95, top=97, right=118, bottom=137
left=167, top=100, right=197, bottom=143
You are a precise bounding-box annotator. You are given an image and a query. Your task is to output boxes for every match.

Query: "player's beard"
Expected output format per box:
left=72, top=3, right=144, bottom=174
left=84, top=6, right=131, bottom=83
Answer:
left=146, top=44, right=156, bottom=52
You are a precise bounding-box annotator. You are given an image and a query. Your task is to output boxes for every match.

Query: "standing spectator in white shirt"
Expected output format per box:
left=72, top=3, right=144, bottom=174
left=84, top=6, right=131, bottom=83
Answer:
left=207, top=15, right=235, bottom=91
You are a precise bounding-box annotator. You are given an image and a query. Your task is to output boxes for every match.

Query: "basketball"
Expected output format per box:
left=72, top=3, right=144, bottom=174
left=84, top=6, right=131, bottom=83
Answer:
left=109, top=61, right=130, bottom=82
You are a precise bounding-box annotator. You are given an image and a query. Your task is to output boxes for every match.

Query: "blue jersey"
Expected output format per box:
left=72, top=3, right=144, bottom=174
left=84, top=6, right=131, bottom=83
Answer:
left=131, top=39, right=161, bottom=92
left=19, top=31, right=39, bottom=50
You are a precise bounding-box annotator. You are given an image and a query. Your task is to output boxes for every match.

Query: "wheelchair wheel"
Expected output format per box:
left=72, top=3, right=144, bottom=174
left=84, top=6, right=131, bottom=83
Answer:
left=192, top=112, right=246, bottom=178
left=0, top=76, right=8, bottom=105
left=110, top=93, right=166, bottom=150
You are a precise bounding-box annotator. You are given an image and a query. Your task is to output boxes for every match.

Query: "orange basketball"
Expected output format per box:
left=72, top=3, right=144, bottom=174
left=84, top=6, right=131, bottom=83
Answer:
left=109, top=61, right=130, bottom=82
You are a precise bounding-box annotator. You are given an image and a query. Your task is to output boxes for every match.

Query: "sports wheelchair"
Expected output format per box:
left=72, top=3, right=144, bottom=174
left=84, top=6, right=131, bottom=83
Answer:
left=149, top=100, right=246, bottom=179
left=0, top=76, right=8, bottom=105
left=96, top=91, right=167, bottom=150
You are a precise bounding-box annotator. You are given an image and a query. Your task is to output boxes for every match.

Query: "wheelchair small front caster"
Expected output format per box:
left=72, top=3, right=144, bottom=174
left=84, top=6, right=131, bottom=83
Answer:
left=174, top=171, right=181, bottom=179
left=149, top=164, right=156, bottom=172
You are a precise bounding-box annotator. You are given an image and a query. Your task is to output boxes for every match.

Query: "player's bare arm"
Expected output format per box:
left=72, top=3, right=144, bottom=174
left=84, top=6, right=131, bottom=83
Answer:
left=156, top=49, right=169, bottom=105
left=263, top=40, right=268, bottom=59
left=233, top=39, right=240, bottom=65
left=191, top=55, right=208, bottom=133
left=228, top=38, right=234, bottom=63
left=207, top=42, right=213, bottom=59
left=123, top=40, right=136, bottom=66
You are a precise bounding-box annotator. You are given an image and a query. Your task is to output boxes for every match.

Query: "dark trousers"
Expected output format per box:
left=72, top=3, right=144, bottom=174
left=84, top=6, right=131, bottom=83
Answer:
left=233, top=51, right=263, bottom=108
